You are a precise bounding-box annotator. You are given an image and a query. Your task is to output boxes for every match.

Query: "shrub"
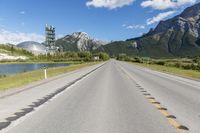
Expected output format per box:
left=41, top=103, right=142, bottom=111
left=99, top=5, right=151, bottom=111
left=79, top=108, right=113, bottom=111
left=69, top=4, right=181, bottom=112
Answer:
left=174, top=62, right=182, bottom=68
left=98, top=52, right=110, bottom=61
left=197, top=62, right=200, bottom=71
left=155, top=61, right=166, bottom=66
left=134, top=57, right=143, bottom=63
left=181, top=64, right=192, bottom=70
left=193, top=57, right=200, bottom=63
left=117, top=54, right=128, bottom=61
left=0, top=75, right=6, bottom=78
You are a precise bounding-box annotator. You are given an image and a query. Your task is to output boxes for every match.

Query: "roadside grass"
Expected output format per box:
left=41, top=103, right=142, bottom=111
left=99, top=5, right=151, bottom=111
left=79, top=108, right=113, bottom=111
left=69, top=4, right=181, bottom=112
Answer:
left=0, top=62, right=100, bottom=91
left=132, top=63, right=200, bottom=80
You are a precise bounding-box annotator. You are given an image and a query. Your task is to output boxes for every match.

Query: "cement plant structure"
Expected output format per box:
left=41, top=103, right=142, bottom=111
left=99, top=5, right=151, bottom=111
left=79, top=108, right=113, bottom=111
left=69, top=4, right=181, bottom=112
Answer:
left=45, top=24, right=58, bottom=53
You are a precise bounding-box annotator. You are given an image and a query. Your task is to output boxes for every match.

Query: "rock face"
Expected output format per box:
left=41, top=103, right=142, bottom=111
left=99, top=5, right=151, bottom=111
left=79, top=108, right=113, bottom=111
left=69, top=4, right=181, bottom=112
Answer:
left=56, top=32, right=104, bottom=52
left=153, top=3, right=200, bottom=37
left=99, top=3, right=200, bottom=57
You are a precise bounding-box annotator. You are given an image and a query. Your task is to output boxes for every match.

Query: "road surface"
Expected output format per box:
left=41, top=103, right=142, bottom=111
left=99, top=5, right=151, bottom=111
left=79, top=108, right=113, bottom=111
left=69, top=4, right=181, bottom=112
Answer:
left=1, top=60, right=200, bottom=133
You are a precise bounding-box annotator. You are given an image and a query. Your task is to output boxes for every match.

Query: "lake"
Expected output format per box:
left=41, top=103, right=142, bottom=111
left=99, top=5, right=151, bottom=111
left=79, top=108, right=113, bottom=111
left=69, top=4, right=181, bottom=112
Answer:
left=0, top=63, right=70, bottom=75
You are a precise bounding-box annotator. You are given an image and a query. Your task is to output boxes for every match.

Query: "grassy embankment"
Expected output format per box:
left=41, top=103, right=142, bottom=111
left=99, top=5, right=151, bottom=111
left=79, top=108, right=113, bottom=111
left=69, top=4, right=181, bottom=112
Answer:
left=0, top=62, right=100, bottom=91
left=133, top=62, right=200, bottom=80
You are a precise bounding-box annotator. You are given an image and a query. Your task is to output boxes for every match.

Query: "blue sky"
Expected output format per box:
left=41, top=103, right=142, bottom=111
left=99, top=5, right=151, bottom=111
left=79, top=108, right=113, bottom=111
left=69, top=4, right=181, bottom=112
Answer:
left=0, top=0, right=199, bottom=44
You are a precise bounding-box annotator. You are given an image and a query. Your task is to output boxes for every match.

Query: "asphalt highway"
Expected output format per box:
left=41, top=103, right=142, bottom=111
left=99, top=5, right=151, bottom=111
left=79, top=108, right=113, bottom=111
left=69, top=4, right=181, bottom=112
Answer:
left=2, top=60, right=200, bottom=133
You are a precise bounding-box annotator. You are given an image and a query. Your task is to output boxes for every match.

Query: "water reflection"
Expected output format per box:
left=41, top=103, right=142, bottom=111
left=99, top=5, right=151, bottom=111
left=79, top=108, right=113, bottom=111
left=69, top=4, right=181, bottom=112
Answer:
left=0, top=63, right=70, bottom=75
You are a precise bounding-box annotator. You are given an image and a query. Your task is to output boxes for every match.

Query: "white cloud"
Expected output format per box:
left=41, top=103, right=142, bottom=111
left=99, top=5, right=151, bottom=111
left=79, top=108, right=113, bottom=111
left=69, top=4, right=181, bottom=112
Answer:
left=146, top=11, right=176, bottom=25
left=86, top=0, right=135, bottom=9
left=0, top=29, right=44, bottom=45
left=123, top=24, right=145, bottom=29
left=19, top=11, right=25, bottom=14
left=141, top=0, right=196, bottom=10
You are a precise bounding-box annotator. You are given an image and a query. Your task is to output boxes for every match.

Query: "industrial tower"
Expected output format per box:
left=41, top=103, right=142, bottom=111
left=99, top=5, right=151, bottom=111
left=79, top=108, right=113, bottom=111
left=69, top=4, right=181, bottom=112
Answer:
left=45, top=24, right=55, bottom=48
left=45, top=24, right=58, bottom=53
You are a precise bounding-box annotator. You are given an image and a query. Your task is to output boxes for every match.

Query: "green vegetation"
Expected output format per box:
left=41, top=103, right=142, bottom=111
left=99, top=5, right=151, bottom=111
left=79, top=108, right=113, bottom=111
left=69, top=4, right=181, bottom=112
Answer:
left=0, top=62, right=100, bottom=91
left=95, top=52, right=110, bottom=61
left=96, top=41, right=139, bottom=57
left=0, top=44, right=110, bottom=63
left=0, top=45, right=109, bottom=90
left=117, top=54, right=200, bottom=79
left=0, top=44, right=33, bottom=57
left=0, top=74, right=6, bottom=79
left=29, top=52, right=109, bottom=62
left=134, top=63, right=200, bottom=79
left=96, top=30, right=200, bottom=58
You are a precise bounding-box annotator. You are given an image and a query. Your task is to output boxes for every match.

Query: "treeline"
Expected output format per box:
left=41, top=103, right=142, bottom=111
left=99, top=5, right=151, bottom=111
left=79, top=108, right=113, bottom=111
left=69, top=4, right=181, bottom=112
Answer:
left=31, top=52, right=110, bottom=62
left=117, top=54, right=200, bottom=71
left=0, top=44, right=33, bottom=57
left=0, top=44, right=109, bottom=62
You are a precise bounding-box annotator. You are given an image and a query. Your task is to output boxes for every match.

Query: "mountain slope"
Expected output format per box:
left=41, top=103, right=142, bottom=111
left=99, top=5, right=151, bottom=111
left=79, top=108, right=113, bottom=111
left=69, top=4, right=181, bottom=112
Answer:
left=56, top=32, right=103, bottom=52
left=98, top=3, right=200, bottom=57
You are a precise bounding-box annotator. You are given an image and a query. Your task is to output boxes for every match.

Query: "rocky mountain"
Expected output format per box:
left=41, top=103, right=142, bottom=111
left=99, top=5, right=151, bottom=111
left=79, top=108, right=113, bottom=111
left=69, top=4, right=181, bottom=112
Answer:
left=153, top=3, right=200, bottom=37
left=56, top=32, right=105, bottom=52
left=98, top=3, right=200, bottom=57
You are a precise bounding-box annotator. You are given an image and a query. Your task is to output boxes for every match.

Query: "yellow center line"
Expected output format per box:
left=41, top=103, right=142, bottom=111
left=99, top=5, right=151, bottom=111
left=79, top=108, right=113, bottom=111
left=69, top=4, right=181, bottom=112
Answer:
left=117, top=65, right=188, bottom=133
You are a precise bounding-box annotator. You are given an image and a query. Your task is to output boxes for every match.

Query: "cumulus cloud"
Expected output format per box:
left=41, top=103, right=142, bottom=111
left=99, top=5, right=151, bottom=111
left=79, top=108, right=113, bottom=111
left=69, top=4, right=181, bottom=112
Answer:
left=0, top=29, right=44, bottom=45
left=141, top=0, right=196, bottom=10
left=146, top=11, right=176, bottom=25
left=86, top=0, right=135, bottom=9
left=123, top=24, right=145, bottom=29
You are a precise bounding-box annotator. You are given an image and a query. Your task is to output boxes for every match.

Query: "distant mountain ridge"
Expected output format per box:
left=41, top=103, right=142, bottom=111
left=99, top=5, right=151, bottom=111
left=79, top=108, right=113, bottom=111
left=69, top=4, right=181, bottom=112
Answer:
left=98, top=2, right=200, bottom=57
left=56, top=32, right=105, bottom=52
left=151, top=3, right=200, bottom=37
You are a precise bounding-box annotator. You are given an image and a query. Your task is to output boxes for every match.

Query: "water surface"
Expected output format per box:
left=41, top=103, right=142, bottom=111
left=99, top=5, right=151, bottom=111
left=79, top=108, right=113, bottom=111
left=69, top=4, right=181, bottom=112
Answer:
left=0, top=63, right=70, bottom=75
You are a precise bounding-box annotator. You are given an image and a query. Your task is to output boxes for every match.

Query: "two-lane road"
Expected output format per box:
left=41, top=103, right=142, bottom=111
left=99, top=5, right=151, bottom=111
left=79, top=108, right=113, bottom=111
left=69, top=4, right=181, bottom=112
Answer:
left=2, top=60, right=200, bottom=133
left=118, top=61, right=200, bottom=133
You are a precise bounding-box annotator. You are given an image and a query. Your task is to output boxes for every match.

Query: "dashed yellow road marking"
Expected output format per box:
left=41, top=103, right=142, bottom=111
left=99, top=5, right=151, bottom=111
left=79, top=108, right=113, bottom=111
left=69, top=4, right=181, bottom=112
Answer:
left=148, top=99, right=156, bottom=103
left=160, top=110, right=169, bottom=116
left=117, top=65, right=189, bottom=133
